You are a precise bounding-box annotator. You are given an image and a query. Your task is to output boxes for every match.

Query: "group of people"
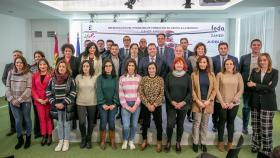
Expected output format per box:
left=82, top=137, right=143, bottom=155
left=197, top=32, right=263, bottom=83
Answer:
left=2, top=34, right=278, bottom=157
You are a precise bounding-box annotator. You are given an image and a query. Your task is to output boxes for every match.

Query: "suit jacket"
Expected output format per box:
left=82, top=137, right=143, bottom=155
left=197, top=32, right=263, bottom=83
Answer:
left=185, top=49, right=195, bottom=58
left=138, top=56, right=167, bottom=78
left=191, top=71, right=217, bottom=114
left=58, top=56, right=80, bottom=78
left=157, top=46, right=175, bottom=70
left=2, top=63, right=13, bottom=85
left=239, top=53, right=252, bottom=91
left=119, top=47, right=130, bottom=61
left=212, top=54, right=239, bottom=75
left=139, top=48, right=148, bottom=59
left=248, top=68, right=278, bottom=111
left=32, top=72, right=52, bottom=106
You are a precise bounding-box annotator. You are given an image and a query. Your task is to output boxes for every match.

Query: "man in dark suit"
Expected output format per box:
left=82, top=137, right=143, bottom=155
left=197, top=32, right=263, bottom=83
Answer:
left=239, top=39, right=262, bottom=134
left=2, top=50, right=23, bottom=136
left=211, top=42, right=239, bottom=132
left=139, top=43, right=167, bottom=78
left=102, top=39, right=114, bottom=60
left=156, top=33, right=175, bottom=71
left=180, top=37, right=195, bottom=58
left=139, top=38, right=148, bottom=59
left=97, top=39, right=106, bottom=56
left=119, top=35, right=131, bottom=61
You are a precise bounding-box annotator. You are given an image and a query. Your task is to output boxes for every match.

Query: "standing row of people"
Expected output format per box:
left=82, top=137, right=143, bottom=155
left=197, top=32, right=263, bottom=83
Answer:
left=3, top=36, right=278, bottom=157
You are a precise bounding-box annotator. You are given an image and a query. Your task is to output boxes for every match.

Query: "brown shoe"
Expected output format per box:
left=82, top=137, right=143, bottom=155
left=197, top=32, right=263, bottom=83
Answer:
left=100, top=130, right=106, bottom=150
left=109, top=131, right=117, bottom=150
left=140, top=139, right=148, bottom=151
left=227, top=142, right=233, bottom=151
left=156, top=141, right=162, bottom=153
left=217, top=142, right=224, bottom=152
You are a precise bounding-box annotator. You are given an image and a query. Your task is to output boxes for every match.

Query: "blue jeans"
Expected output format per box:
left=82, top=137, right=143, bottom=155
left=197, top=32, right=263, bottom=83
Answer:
left=98, top=105, right=117, bottom=131
left=242, top=92, right=251, bottom=130
left=10, top=102, right=32, bottom=137
left=121, top=102, right=141, bottom=141
left=57, top=110, right=71, bottom=140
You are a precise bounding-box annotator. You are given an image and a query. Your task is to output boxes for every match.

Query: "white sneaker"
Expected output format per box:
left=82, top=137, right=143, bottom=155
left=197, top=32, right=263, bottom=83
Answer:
left=62, top=140, right=69, bottom=151
left=54, top=140, right=64, bottom=151
left=129, top=141, right=136, bottom=150
left=122, top=140, right=128, bottom=150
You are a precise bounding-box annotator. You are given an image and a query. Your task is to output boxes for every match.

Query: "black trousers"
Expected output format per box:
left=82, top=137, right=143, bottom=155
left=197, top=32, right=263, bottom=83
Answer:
left=212, top=101, right=220, bottom=127
left=77, top=106, right=97, bottom=138
left=166, top=106, right=187, bottom=142
left=142, top=105, right=162, bottom=141
left=218, top=104, right=239, bottom=142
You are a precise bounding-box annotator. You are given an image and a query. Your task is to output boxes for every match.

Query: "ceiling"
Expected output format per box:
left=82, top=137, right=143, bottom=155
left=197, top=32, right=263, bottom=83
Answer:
left=0, top=0, right=279, bottom=21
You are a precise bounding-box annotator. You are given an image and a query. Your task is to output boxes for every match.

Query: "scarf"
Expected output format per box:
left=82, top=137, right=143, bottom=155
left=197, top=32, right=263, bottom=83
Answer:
left=172, top=70, right=186, bottom=77
left=55, top=71, right=69, bottom=85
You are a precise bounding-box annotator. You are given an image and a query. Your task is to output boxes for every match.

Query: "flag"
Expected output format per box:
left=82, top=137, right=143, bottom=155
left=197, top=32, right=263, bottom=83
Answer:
left=54, top=33, right=59, bottom=65
left=66, top=32, right=70, bottom=44
left=76, top=32, right=80, bottom=57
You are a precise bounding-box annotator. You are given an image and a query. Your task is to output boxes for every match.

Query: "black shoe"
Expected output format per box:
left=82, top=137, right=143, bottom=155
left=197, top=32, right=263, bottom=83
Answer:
left=257, top=152, right=270, bottom=158
left=164, top=141, right=171, bottom=152
left=15, top=135, right=24, bottom=150
left=212, top=125, right=217, bottom=132
left=24, top=135, right=31, bottom=149
left=251, top=148, right=258, bottom=153
left=201, top=144, right=207, bottom=152
left=80, top=137, right=87, bottom=149
left=243, top=128, right=249, bottom=135
left=6, top=129, right=16, bottom=136
left=47, top=134, right=52, bottom=146
left=175, top=142, right=181, bottom=153
left=86, top=136, right=92, bottom=149
left=41, top=135, right=47, bottom=146
left=187, top=116, right=193, bottom=123
left=193, top=143, right=198, bottom=153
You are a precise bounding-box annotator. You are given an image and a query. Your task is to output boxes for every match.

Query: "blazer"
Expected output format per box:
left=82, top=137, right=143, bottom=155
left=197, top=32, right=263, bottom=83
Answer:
left=212, top=54, right=239, bottom=75
left=138, top=55, right=167, bottom=78
left=185, top=49, right=195, bottom=58
left=58, top=56, right=80, bottom=78
left=119, top=47, right=130, bottom=61
left=239, top=53, right=252, bottom=91
left=248, top=68, right=278, bottom=111
left=157, top=46, right=175, bottom=70
left=191, top=71, right=217, bottom=114
left=2, top=63, right=13, bottom=85
left=31, top=72, right=52, bottom=106
left=139, top=48, right=148, bottom=59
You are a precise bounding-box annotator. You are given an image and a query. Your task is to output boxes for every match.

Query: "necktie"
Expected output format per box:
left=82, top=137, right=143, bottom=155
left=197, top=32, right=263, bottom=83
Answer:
left=221, top=56, right=225, bottom=68
left=160, top=48, right=163, bottom=57
left=125, top=49, right=129, bottom=57
left=151, top=57, right=155, bottom=63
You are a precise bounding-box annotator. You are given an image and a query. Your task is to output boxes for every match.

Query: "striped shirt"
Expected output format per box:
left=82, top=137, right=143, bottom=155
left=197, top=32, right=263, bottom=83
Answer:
left=5, top=70, right=32, bottom=103
left=119, top=74, right=141, bottom=109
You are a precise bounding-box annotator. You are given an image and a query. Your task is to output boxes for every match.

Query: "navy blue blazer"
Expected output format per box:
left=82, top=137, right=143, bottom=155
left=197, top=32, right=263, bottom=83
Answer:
left=212, top=54, right=239, bottom=75
left=138, top=56, right=167, bottom=78
left=157, top=46, right=175, bottom=70
left=119, top=47, right=130, bottom=61
left=185, top=49, right=195, bottom=58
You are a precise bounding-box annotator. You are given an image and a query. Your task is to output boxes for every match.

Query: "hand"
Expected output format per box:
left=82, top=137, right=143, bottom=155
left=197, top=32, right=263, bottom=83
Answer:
left=12, top=99, right=20, bottom=107
left=227, top=103, right=234, bottom=109
left=37, top=98, right=46, bottom=105
left=148, top=105, right=155, bottom=112
left=197, top=100, right=205, bottom=108
left=171, top=101, right=177, bottom=107
left=247, top=81, right=256, bottom=87
left=204, top=100, right=211, bottom=107
left=109, top=104, right=116, bottom=110
left=130, top=105, right=137, bottom=113
left=102, top=105, right=110, bottom=110
left=221, top=102, right=228, bottom=109
left=176, top=102, right=185, bottom=109
left=55, top=103, right=64, bottom=110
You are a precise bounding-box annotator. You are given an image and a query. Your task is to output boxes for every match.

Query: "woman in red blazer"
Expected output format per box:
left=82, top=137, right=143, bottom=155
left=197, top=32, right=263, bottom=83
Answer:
left=32, top=58, right=53, bottom=146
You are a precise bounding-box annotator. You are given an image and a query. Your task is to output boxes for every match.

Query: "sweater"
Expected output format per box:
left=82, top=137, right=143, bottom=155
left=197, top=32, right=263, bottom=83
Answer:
left=119, top=74, right=141, bottom=109
left=165, top=72, right=192, bottom=110
left=199, top=70, right=209, bottom=100
left=216, top=72, right=244, bottom=105
left=6, top=70, right=32, bottom=103
left=75, top=74, right=98, bottom=106
left=139, top=76, right=164, bottom=107
left=96, top=75, right=119, bottom=106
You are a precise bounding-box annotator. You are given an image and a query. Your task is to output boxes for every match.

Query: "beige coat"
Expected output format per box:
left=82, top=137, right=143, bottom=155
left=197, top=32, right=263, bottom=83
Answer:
left=191, top=71, right=217, bottom=114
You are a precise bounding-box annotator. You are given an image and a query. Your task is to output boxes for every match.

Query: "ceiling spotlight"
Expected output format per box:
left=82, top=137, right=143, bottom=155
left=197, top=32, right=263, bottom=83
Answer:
left=113, top=14, right=118, bottom=22
left=138, top=18, right=143, bottom=23
left=183, top=0, right=194, bottom=8
left=124, top=0, right=136, bottom=9
left=89, top=13, right=95, bottom=23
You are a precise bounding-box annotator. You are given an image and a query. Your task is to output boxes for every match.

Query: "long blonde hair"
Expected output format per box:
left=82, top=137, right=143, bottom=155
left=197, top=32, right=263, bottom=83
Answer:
left=256, top=53, right=272, bottom=73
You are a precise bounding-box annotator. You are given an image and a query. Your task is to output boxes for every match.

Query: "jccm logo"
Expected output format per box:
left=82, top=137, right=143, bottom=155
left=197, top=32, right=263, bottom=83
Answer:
left=211, top=25, right=225, bottom=32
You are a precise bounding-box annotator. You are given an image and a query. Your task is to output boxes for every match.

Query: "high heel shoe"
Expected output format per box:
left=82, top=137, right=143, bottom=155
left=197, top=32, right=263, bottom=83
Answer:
left=164, top=141, right=171, bottom=152
left=141, top=139, right=148, bottom=151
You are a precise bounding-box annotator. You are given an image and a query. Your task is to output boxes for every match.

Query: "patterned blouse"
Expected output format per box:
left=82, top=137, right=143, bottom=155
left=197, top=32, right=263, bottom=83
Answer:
left=139, top=75, right=164, bottom=107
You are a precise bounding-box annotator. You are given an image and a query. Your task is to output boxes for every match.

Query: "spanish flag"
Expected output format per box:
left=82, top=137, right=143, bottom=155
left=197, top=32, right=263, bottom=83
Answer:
left=54, top=33, right=59, bottom=65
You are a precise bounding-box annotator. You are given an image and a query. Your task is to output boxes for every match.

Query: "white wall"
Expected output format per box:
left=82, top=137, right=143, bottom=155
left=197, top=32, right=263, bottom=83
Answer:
left=273, top=7, right=280, bottom=108
left=31, top=19, right=70, bottom=66
left=0, top=14, right=32, bottom=97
